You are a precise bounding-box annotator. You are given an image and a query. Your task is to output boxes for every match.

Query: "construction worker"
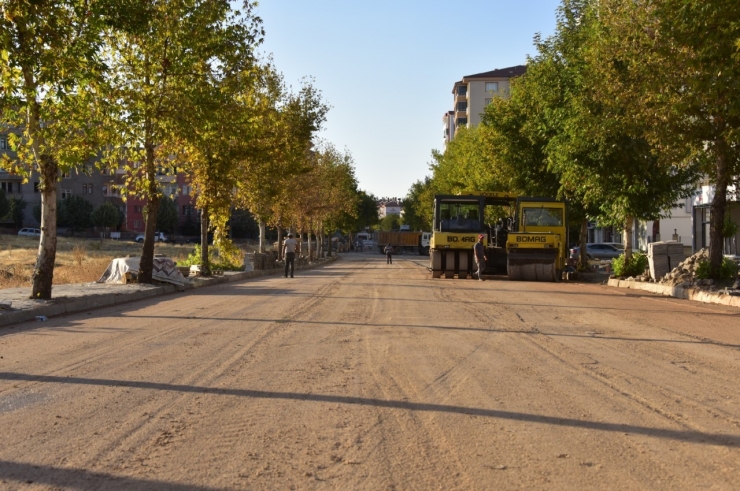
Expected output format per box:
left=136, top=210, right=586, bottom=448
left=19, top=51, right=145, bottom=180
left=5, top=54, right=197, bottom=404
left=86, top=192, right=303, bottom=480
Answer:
left=474, top=234, right=487, bottom=281
left=283, top=233, right=298, bottom=278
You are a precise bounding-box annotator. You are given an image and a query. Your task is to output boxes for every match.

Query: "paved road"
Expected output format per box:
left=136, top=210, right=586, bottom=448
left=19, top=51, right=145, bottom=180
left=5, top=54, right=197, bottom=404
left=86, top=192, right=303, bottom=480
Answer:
left=0, top=254, right=738, bottom=490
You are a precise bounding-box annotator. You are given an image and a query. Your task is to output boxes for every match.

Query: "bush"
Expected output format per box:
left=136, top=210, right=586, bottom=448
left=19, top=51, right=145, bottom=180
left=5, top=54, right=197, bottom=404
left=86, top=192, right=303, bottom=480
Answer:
left=695, top=258, right=738, bottom=281
left=176, top=243, right=242, bottom=271
left=612, top=252, right=648, bottom=277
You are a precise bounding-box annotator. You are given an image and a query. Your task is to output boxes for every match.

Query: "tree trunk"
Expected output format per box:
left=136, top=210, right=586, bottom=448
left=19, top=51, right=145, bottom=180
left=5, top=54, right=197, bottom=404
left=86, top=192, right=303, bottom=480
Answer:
left=623, top=216, right=634, bottom=263
left=578, top=219, right=588, bottom=270
left=200, top=206, right=210, bottom=276
left=327, top=230, right=333, bottom=257
left=307, top=228, right=313, bottom=262
left=318, top=229, right=324, bottom=258
left=276, top=227, right=283, bottom=261
left=137, top=141, right=160, bottom=284
left=31, top=155, right=59, bottom=299
left=709, top=139, right=729, bottom=279
left=258, top=219, right=266, bottom=253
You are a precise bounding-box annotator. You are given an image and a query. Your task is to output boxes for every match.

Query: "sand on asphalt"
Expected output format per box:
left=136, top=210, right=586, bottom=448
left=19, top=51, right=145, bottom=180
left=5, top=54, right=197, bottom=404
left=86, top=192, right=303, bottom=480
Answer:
left=0, top=253, right=739, bottom=490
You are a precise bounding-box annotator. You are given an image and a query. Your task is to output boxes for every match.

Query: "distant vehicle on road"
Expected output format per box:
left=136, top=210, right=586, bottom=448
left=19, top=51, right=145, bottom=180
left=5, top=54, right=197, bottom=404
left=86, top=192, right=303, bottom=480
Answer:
left=17, top=228, right=41, bottom=237
left=135, top=232, right=169, bottom=243
left=570, top=243, right=623, bottom=260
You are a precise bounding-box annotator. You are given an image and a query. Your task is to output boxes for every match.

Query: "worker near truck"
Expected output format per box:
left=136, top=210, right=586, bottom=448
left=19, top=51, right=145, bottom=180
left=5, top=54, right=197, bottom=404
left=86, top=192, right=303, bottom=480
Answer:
left=384, top=243, right=393, bottom=264
left=474, top=234, right=487, bottom=281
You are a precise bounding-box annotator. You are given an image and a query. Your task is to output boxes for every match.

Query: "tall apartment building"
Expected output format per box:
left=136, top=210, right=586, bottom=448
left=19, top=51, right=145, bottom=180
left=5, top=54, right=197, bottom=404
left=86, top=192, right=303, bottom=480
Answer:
left=446, top=65, right=527, bottom=144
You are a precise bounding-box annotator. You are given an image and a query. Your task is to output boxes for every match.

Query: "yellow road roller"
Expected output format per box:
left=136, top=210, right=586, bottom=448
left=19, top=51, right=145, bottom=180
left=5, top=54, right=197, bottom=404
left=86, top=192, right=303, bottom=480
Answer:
left=429, top=193, right=568, bottom=282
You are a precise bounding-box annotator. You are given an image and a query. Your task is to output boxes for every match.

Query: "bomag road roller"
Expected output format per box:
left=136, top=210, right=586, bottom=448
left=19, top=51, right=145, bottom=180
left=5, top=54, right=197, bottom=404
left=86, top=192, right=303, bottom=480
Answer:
left=429, top=193, right=568, bottom=282
left=506, top=197, right=568, bottom=282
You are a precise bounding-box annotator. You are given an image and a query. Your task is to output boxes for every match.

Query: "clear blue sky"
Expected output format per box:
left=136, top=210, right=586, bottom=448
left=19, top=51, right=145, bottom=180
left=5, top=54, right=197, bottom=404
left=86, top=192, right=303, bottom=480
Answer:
left=255, top=0, right=562, bottom=199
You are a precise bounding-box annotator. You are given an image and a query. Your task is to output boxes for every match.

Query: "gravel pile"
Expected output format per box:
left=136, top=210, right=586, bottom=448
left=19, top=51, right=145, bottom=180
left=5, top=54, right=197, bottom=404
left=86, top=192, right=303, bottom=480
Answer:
left=659, top=248, right=711, bottom=286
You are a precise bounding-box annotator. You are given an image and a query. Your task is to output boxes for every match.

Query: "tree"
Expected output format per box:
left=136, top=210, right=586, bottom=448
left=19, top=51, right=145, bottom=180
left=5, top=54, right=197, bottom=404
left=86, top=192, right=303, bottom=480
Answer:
left=352, top=191, right=380, bottom=231
left=0, top=190, right=9, bottom=227
left=230, top=208, right=259, bottom=239
left=6, top=196, right=26, bottom=229
left=379, top=213, right=401, bottom=231
left=0, top=0, right=108, bottom=298
left=91, top=201, right=120, bottom=231
left=102, top=0, right=262, bottom=282
left=156, top=196, right=179, bottom=234
left=402, top=180, right=431, bottom=231
left=60, top=195, right=93, bottom=235
left=591, top=0, right=740, bottom=277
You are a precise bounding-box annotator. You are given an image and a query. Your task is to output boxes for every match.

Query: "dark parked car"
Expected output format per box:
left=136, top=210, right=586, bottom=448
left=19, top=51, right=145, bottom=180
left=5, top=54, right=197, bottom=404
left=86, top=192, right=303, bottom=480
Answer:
left=570, top=243, right=623, bottom=260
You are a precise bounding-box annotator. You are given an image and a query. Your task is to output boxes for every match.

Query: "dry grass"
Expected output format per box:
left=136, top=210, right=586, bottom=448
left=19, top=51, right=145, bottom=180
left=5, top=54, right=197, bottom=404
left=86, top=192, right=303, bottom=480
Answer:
left=0, top=234, right=199, bottom=289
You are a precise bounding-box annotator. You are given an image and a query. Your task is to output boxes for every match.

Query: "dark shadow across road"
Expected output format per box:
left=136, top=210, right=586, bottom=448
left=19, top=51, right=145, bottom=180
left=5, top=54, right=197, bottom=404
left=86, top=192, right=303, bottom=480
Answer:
left=1, top=372, right=737, bottom=448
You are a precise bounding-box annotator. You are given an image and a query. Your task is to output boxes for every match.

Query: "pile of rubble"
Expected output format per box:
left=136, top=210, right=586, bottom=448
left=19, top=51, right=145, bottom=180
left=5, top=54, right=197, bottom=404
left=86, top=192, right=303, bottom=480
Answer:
left=659, top=248, right=714, bottom=287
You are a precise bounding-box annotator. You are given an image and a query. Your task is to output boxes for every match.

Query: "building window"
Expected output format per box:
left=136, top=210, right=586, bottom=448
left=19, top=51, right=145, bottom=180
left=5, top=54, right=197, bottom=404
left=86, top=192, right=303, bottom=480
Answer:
left=485, top=98, right=492, bottom=105
left=0, top=182, right=15, bottom=193
left=134, top=205, right=143, bottom=214
left=456, top=85, right=467, bottom=96
left=486, top=82, right=498, bottom=93
left=34, top=182, right=39, bottom=193
left=134, top=220, right=142, bottom=228
left=82, top=183, right=93, bottom=194
left=0, top=136, right=7, bottom=150
left=61, top=189, right=72, bottom=199
left=182, top=204, right=195, bottom=217
left=181, top=185, right=190, bottom=196
left=61, top=171, right=70, bottom=179
left=84, top=163, right=94, bottom=175
left=456, top=101, right=467, bottom=112
left=456, top=118, right=467, bottom=127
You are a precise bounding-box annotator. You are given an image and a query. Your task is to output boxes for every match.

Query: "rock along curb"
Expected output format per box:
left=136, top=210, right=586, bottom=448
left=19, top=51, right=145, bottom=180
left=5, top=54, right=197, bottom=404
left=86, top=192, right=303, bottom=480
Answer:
left=607, top=277, right=740, bottom=308
left=0, top=255, right=340, bottom=328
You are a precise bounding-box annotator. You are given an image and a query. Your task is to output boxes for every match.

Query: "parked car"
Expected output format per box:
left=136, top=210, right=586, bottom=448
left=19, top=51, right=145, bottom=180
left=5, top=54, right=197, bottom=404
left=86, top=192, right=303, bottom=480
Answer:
left=570, top=243, right=623, bottom=260
left=17, top=228, right=41, bottom=237
left=135, top=232, right=169, bottom=243
left=601, top=242, right=625, bottom=250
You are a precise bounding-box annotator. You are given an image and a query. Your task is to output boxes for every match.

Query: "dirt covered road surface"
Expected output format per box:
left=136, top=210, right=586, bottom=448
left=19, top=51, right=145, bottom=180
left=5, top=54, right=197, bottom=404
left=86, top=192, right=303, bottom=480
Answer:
left=1, top=253, right=739, bottom=490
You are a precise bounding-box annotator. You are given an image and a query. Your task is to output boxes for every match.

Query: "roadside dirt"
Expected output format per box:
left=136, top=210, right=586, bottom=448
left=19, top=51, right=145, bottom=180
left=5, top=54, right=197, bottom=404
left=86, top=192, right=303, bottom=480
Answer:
left=0, top=253, right=738, bottom=490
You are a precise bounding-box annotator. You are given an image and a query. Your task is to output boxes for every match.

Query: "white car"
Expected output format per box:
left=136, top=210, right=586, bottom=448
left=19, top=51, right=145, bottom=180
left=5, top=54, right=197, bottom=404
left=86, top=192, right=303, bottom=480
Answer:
left=17, top=228, right=41, bottom=237
left=135, top=232, right=168, bottom=243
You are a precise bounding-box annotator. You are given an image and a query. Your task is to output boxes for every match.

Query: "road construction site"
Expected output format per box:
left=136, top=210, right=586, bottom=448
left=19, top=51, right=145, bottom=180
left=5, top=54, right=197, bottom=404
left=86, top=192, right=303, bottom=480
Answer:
left=0, top=253, right=738, bottom=490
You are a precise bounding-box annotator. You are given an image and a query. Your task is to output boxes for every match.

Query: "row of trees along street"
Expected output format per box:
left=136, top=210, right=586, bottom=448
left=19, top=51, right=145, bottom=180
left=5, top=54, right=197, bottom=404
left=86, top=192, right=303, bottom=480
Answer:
left=403, top=0, right=740, bottom=279
left=0, top=0, right=367, bottom=299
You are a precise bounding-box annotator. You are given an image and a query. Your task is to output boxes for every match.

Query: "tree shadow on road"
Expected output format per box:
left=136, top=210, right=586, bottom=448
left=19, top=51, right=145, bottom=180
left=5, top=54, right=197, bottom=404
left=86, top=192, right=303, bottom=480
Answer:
left=0, top=459, right=224, bottom=491
left=1, top=372, right=738, bottom=448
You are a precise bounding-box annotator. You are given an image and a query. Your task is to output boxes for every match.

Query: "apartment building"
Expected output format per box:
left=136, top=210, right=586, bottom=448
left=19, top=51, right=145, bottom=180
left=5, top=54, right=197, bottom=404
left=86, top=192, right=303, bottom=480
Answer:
left=447, top=64, right=527, bottom=143
left=0, top=133, right=126, bottom=227
left=0, top=132, right=197, bottom=232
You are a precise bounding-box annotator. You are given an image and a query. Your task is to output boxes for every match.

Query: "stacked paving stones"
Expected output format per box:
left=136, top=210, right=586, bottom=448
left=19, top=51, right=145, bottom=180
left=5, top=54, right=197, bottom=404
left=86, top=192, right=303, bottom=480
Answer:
left=658, top=248, right=709, bottom=286
left=244, top=252, right=278, bottom=271
left=648, top=241, right=685, bottom=282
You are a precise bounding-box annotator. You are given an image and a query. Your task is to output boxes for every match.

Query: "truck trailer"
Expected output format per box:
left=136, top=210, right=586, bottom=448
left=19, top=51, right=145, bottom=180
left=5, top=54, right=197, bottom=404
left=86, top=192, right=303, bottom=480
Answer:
left=373, top=231, right=431, bottom=255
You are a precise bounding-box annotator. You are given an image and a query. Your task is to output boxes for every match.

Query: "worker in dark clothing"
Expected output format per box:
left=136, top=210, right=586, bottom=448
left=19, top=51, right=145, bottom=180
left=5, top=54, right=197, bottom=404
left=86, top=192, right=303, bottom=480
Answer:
left=283, top=233, right=299, bottom=278
left=384, top=243, right=394, bottom=264
left=474, top=234, right=487, bottom=281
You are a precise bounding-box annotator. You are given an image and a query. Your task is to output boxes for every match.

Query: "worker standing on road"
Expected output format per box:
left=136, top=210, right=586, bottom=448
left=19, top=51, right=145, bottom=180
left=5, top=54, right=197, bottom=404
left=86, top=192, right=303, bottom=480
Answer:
left=283, top=233, right=298, bottom=278
left=384, top=243, right=394, bottom=264
left=474, top=234, right=487, bottom=281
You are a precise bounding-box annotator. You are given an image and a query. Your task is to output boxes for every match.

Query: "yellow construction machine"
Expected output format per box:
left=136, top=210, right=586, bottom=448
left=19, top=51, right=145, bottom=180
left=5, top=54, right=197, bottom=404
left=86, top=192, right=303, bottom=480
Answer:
left=429, top=193, right=568, bottom=282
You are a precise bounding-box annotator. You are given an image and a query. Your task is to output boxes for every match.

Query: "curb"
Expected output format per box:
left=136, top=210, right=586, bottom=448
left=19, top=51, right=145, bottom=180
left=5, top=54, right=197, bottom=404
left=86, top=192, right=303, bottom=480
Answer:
left=0, top=255, right=340, bottom=328
left=606, top=278, right=740, bottom=308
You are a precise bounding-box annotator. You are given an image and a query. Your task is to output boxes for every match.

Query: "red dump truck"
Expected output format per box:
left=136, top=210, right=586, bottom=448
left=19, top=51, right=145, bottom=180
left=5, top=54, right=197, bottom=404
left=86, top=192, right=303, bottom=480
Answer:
left=373, top=231, right=431, bottom=255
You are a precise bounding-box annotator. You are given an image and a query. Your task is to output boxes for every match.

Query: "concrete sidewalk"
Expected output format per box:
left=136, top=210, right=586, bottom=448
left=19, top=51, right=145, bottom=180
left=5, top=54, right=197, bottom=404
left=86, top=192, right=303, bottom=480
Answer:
left=0, top=255, right=339, bottom=328
left=607, top=277, right=740, bottom=308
